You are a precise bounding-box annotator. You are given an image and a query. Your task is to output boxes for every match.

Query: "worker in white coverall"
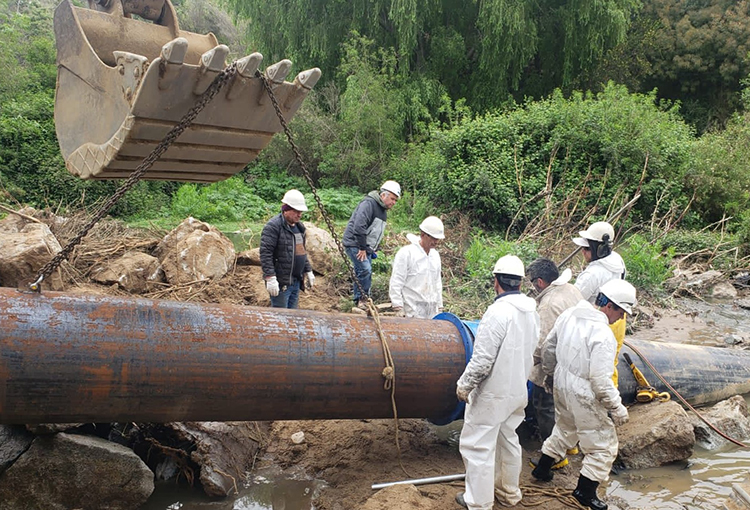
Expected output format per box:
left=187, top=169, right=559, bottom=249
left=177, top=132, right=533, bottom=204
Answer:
left=573, top=221, right=628, bottom=386
left=531, top=279, right=636, bottom=510
left=455, top=255, right=540, bottom=509
left=389, top=216, right=444, bottom=319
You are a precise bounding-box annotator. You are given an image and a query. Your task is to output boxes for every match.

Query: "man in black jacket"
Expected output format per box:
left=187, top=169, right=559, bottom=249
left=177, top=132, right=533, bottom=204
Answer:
left=342, top=180, right=400, bottom=308
left=260, top=189, right=315, bottom=308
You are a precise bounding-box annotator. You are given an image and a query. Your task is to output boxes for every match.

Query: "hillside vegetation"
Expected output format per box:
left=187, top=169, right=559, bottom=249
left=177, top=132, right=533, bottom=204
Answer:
left=1, top=0, right=749, bottom=300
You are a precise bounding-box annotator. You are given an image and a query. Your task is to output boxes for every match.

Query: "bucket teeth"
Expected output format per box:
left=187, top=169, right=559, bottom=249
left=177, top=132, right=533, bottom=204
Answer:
left=158, top=37, right=188, bottom=90
left=194, top=44, right=229, bottom=94
left=283, top=67, right=322, bottom=110
left=227, top=52, right=263, bottom=100
left=161, top=37, right=188, bottom=64
left=260, top=59, right=292, bottom=105
left=237, top=52, right=263, bottom=78
left=296, top=68, right=322, bottom=90
left=265, top=59, right=292, bottom=83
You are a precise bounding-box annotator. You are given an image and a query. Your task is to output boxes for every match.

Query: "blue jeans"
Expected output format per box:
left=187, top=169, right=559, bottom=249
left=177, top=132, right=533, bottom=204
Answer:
left=345, top=246, right=372, bottom=303
left=270, top=279, right=300, bottom=309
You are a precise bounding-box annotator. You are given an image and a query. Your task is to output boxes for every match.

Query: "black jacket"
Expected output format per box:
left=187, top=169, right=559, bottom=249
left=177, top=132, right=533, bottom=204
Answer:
left=260, top=214, right=313, bottom=289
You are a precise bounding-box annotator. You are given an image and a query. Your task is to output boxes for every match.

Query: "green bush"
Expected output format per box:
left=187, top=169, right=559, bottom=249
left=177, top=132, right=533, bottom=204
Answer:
left=416, top=83, right=695, bottom=230
left=168, top=177, right=271, bottom=222
left=620, top=234, right=674, bottom=294
left=304, top=187, right=364, bottom=221
left=463, top=235, right=539, bottom=280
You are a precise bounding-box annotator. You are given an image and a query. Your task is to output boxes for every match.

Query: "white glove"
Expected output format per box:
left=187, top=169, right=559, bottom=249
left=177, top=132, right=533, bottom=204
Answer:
left=456, top=385, right=472, bottom=403
left=306, top=271, right=315, bottom=288
left=266, top=276, right=280, bottom=297
left=393, top=307, right=405, bottom=317
left=611, top=404, right=629, bottom=426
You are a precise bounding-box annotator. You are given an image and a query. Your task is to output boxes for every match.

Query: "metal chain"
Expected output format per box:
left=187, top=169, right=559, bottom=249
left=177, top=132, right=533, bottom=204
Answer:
left=258, top=72, right=410, bottom=476
left=30, top=63, right=239, bottom=291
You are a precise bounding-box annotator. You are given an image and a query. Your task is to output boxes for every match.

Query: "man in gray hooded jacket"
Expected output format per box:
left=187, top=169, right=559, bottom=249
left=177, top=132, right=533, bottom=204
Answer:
left=342, top=181, right=400, bottom=308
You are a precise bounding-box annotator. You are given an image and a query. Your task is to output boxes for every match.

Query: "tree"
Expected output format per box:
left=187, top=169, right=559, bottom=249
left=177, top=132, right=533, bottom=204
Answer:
left=638, top=0, right=750, bottom=132
left=220, top=0, right=639, bottom=110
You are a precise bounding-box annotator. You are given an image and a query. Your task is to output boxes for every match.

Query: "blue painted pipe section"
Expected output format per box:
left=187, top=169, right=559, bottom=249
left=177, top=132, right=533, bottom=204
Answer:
left=430, top=314, right=480, bottom=425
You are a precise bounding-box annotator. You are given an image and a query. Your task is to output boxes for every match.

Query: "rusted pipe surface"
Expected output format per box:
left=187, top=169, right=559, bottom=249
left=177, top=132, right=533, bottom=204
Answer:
left=0, top=288, right=465, bottom=424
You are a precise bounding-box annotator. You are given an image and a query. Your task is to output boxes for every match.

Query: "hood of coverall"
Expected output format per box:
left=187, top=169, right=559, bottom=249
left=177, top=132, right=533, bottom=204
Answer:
left=593, top=251, right=625, bottom=274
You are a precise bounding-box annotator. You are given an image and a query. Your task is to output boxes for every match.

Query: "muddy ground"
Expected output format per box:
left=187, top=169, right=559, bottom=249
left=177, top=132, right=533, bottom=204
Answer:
left=261, top=418, right=623, bottom=510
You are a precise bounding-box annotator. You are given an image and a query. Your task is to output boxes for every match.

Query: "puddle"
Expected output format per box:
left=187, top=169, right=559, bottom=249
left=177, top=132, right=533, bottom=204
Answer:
left=142, top=470, right=325, bottom=510
left=609, top=434, right=750, bottom=509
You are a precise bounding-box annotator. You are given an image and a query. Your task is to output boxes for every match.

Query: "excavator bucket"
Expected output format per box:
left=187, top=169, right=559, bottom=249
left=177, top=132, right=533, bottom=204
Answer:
left=53, top=0, right=321, bottom=182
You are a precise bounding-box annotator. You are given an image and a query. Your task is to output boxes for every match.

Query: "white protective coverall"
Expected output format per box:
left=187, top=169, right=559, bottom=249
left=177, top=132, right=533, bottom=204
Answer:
left=388, top=233, right=443, bottom=318
left=574, top=251, right=626, bottom=303
left=540, top=300, right=625, bottom=482
left=457, top=292, right=539, bottom=509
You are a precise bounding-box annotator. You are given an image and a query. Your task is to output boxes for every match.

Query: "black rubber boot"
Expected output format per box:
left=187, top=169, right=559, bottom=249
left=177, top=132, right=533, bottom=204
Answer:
left=531, top=453, right=555, bottom=482
left=455, top=491, right=467, bottom=508
left=572, top=475, right=608, bottom=510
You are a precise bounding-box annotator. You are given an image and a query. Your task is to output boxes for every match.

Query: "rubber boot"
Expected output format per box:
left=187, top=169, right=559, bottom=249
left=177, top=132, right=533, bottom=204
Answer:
left=531, top=453, right=555, bottom=482
left=455, top=491, right=467, bottom=508
left=572, top=475, right=608, bottom=510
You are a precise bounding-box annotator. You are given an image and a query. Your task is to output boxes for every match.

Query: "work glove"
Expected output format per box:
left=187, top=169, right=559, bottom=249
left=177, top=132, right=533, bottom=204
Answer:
left=393, top=307, right=405, bottom=317
left=306, top=271, right=315, bottom=288
left=456, top=385, right=472, bottom=404
left=611, top=404, right=629, bottom=427
left=266, top=276, right=280, bottom=297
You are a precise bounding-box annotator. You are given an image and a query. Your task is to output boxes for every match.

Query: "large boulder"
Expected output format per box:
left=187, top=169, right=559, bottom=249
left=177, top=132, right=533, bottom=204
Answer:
left=25, top=424, right=85, bottom=435
left=616, top=401, right=695, bottom=469
left=690, top=395, right=750, bottom=450
left=666, top=269, right=724, bottom=296
left=0, top=222, right=64, bottom=290
left=303, top=222, right=338, bottom=275
left=0, top=433, right=154, bottom=510
left=156, top=218, right=235, bottom=285
left=0, top=425, right=33, bottom=475
left=91, top=251, right=164, bottom=293
left=712, top=281, right=738, bottom=300
left=236, top=247, right=261, bottom=266
left=164, top=422, right=266, bottom=497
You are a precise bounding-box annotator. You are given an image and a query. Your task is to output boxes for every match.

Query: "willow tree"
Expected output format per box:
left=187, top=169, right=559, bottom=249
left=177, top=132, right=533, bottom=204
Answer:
left=220, top=0, right=638, bottom=109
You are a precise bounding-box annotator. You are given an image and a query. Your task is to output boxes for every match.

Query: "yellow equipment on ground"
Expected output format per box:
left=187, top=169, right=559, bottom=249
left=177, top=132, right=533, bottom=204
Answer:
left=53, top=0, right=320, bottom=182
left=622, top=352, right=671, bottom=403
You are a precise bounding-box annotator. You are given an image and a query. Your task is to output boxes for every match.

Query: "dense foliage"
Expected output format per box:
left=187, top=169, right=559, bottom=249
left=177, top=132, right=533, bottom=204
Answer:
left=1, top=0, right=749, bottom=255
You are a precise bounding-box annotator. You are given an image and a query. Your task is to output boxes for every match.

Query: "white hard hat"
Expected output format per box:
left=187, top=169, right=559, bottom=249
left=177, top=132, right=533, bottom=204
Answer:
left=599, top=279, right=637, bottom=315
left=573, top=221, right=615, bottom=247
left=281, top=189, right=308, bottom=212
left=492, top=254, right=525, bottom=278
left=419, top=216, right=445, bottom=239
left=380, top=180, right=401, bottom=198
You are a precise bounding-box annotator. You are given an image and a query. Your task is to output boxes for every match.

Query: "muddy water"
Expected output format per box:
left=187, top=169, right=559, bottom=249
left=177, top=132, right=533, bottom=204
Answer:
left=142, top=297, right=750, bottom=509
left=608, top=297, right=750, bottom=509
left=608, top=435, right=750, bottom=510
left=142, top=469, right=325, bottom=510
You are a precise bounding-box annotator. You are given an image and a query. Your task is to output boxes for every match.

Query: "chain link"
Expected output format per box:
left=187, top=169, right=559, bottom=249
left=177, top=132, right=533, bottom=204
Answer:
left=30, top=63, right=239, bottom=291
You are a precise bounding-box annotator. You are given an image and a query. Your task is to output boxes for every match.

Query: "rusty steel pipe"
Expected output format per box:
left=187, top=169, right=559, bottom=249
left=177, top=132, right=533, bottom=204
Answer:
left=0, top=288, right=467, bottom=424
